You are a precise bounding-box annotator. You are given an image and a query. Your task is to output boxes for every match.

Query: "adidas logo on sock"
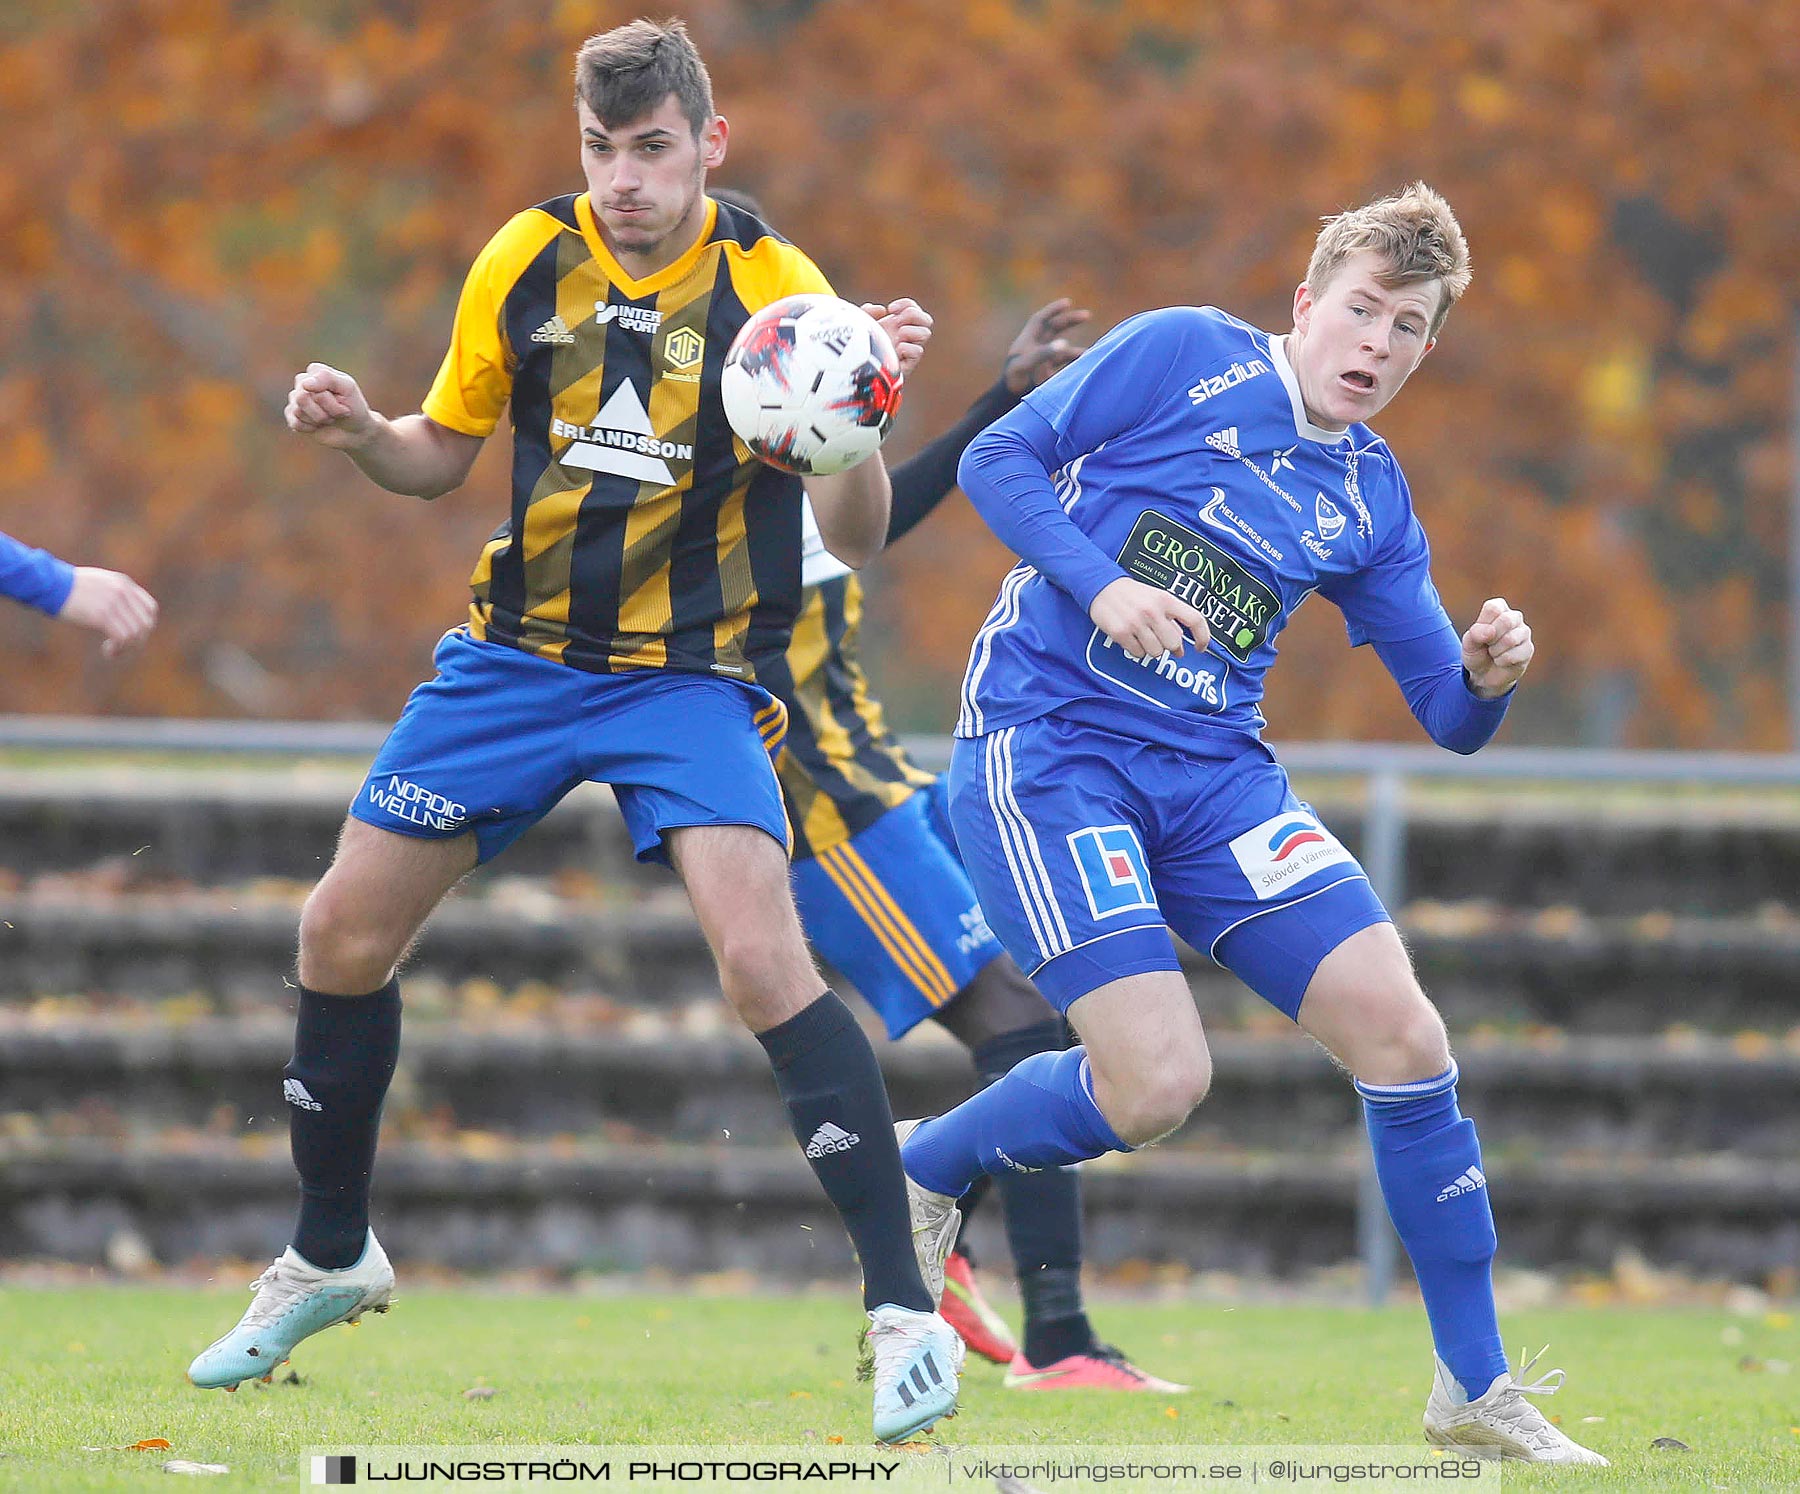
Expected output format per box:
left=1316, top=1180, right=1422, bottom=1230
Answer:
left=283, top=1078, right=323, bottom=1112
left=531, top=315, right=576, bottom=345
left=1436, top=1166, right=1486, bottom=1202
left=805, top=1121, right=860, bottom=1159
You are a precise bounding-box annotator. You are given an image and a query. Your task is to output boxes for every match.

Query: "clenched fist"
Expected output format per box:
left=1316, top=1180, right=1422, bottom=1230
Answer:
left=1461, top=597, right=1532, bottom=698
left=285, top=363, right=378, bottom=450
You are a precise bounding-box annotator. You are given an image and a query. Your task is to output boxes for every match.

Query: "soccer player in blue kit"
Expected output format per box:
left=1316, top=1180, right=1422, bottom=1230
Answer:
left=896, top=183, right=1608, bottom=1464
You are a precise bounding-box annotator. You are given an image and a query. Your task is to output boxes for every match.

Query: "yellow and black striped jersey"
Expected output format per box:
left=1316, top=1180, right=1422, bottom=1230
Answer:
left=766, top=572, right=936, bottom=861
left=422, top=194, right=832, bottom=683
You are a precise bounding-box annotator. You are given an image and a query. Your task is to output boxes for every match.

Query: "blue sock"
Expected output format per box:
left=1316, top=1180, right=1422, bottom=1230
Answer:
left=1357, top=1064, right=1507, bottom=1400
left=901, top=1046, right=1129, bottom=1198
left=973, top=1022, right=1096, bottom=1366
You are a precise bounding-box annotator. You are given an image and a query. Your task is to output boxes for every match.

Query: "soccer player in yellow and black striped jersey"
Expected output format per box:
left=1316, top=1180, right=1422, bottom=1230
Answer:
left=187, top=19, right=961, bottom=1443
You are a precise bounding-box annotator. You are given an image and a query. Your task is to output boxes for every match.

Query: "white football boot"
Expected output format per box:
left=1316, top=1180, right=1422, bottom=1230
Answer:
left=188, top=1231, right=393, bottom=1389
left=892, top=1119, right=962, bottom=1307
left=1423, top=1347, right=1609, bottom=1464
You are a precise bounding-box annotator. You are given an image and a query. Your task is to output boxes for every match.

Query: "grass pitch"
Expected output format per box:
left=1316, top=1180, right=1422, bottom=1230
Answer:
left=2, top=1285, right=1795, bottom=1490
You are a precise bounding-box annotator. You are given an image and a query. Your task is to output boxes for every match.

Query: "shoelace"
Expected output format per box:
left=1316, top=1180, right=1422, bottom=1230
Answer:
left=914, top=1199, right=958, bottom=1257
left=237, top=1259, right=311, bottom=1330
left=1509, top=1345, right=1568, bottom=1397
left=865, top=1313, right=952, bottom=1391
left=1488, top=1346, right=1576, bottom=1453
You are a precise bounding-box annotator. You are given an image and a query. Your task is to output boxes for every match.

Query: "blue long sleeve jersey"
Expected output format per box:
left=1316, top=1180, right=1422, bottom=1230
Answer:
left=0, top=532, right=75, bottom=616
left=953, top=306, right=1510, bottom=758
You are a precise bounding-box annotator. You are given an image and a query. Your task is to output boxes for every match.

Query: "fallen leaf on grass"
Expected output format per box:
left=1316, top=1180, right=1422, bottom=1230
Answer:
left=162, top=1462, right=229, bottom=1476
left=1650, top=1437, right=1691, bottom=1451
left=463, top=1387, right=497, bottom=1401
left=826, top=1437, right=844, bottom=1446
left=83, top=1440, right=173, bottom=1452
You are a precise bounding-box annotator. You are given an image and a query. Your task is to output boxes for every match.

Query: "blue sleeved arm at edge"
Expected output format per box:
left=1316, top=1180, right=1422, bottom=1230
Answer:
left=0, top=532, right=76, bottom=615
left=1373, top=621, right=1513, bottom=754
left=956, top=403, right=1128, bottom=613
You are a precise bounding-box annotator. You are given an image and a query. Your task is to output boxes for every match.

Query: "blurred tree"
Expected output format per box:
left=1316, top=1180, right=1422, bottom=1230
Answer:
left=1, top=0, right=1795, bottom=746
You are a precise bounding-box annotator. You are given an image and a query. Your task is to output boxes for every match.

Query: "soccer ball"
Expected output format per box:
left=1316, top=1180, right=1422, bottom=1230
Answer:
left=721, top=294, right=904, bottom=476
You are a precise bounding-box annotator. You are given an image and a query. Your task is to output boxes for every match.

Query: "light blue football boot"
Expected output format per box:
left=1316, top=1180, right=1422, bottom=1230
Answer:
left=188, top=1231, right=393, bottom=1389
left=866, top=1303, right=961, bottom=1443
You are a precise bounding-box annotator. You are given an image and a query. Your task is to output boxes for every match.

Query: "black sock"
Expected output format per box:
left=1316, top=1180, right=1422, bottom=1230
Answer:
left=757, top=991, right=931, bottom=1313
left=1020, top=1285, right=1092, bottom=1366
left=287, top=980, right=402, bottom=1270
left=974, top=1021, right=1095, bottom=1363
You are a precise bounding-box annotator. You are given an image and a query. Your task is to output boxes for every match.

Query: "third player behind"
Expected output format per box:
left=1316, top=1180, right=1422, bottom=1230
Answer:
left=714, top=185, right=1184, bottom=1391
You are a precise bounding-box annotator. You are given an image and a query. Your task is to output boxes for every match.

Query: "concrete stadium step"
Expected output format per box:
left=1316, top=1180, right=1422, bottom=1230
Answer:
left=5, top=1018, right=1796, bottom=1158
left=5, top=1135, right=1796, bottom=1281
left=7, top=768, right=1800, bottom=916
left=0, top=892, right=719, bottom=1009
left=5, top=890, right=1800, bottom=1033
left=0, top=769, right=634, bottom=884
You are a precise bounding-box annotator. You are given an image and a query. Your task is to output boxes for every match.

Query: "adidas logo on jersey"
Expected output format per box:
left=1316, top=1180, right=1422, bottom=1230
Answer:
left=283, top=1078, right=323, bottom=1112
left=1436, top=1166, right=1486, bottom=1202
left=531, top=316, right=576, bottom=345
left=805, top=1121, right=861, bottom=1158
left=1207, top=426, right=1241, bottom=457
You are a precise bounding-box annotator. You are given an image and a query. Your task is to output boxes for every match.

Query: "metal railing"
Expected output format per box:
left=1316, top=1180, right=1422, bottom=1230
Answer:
left=7, top=715, right=1800, bottom=1301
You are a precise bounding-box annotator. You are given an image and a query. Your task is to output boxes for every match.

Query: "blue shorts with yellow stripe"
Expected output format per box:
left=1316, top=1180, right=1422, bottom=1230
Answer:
left=351, top=629, right=790, bottom=867
left=791, top=779, right=1005, bottom=1038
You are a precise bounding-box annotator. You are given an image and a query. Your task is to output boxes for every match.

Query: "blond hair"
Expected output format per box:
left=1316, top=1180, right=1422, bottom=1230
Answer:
left=1307, top=182, right=1471, bottom=335
left=575, top=18, right=714, bottom=136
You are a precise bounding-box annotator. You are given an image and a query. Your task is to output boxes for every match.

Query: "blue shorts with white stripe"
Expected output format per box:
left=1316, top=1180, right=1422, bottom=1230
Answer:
left=945, top=714, right=1390, bottom=1018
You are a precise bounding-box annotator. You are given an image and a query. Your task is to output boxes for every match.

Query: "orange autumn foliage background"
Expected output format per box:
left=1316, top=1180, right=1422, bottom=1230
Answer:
left=3, top=0, right=1798, bottom=746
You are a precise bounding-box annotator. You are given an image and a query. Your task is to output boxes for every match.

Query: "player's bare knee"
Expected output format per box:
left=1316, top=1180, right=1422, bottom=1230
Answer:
left=1107, top=1051, right=1211, bottom=1144
left=1353, top=1001, right=1451, bottom=1086
left=710, top=922, right=816, bottom=1024
left=297, top=886, right=402, bottom=993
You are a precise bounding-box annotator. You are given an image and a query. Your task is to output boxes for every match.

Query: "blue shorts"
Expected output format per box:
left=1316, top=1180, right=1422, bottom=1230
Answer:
left=791, top=780, right=1006, bottom=1039
left=946, top=716, right=1390, bottom=1020
left=351, top=630, right=790, bottom=867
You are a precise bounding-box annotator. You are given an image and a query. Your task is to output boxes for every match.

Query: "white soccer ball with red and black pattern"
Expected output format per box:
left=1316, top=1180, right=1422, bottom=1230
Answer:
left=721, top=294, right=903, bottom=476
